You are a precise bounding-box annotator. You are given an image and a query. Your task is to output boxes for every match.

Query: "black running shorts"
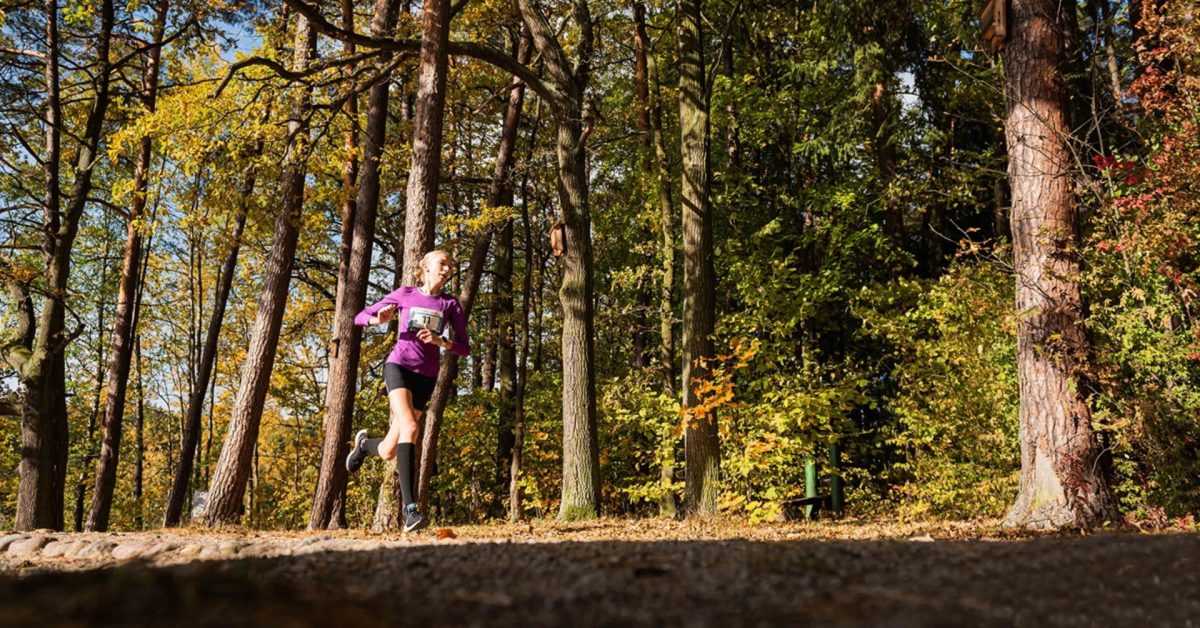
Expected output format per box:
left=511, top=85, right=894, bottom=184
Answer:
left=383, top=362, right=437, bottom=411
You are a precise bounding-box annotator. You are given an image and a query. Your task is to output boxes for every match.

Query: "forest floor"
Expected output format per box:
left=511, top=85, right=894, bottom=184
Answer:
left=0, top=518, right=1196, bottom=627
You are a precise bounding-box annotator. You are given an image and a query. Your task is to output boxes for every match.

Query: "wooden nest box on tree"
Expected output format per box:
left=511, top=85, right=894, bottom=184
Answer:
left=980, top=0, right=1007, bottom=53
left=550, top=221, right=566, bottom=257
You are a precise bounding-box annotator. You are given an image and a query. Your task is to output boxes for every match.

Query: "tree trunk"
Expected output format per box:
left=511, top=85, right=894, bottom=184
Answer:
left=372, top=0, right=452, bottom=530
left=76, top=232, right=112, bottom=531
left=133, top=336, right=145, bottom=530
left=493, top=151, right=518, bottom=498
left=1003, top=0, right=1119, bottom=530
left=872, top=81, right=902, bottom=248
left=1098, top=0, right=1123, bottom=105
left=508, top=130, right=536, bottom=522
left=163, top=152, right=257, bottom=526
left=204, top=15, right=316, bottom=526
left=417, top=27, right=532, bottom=509
left=12, top=0, right=114, bottom=531
left=636, top=0, right=678, bottom=518
left=87, top=0, right=168, bottom=532
left=310, top=0, right=400, bottom=531
left=677, top=0, right=719, bottom=518
left=552, top=107, right=600, bottom=521
left=400, top=0, right=451, bottom=284
left=630, top=2, right=654, bottom=370
left=512, top=0, right=602, bottom=519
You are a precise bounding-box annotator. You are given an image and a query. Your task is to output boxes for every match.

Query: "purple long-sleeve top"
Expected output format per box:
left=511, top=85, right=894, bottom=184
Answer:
left=355, top=286, right=470, bottom=378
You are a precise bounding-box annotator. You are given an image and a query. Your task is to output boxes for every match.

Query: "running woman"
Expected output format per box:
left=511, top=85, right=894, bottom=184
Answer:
left=345, top=249, right=470, bottom=532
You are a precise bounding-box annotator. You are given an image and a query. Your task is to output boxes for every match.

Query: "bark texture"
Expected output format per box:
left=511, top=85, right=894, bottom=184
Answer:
left=204, top=16, right=316, bottom=526
left=400, top=0, right=451, bottom=285
left=515, top=0, right=601, bottom=519
left=310, top=0, right=400, bottom=531
left=87, top=0, right=168, bottom=532
left=9, top=0, right=113, bottom=531
left=1003, top=0, right=1119, bottom=530
left=677, top=0, right=719, bottom=517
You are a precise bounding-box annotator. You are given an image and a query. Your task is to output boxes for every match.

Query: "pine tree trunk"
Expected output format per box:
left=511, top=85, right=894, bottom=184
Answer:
left=163, top=158, right=256, bottom=526
left=1003, top=0, right=1119, bottom=530
left=310, top=0, right=400, bottom=531
left=373, top=0, right=451, bottom=530
left=400, top=0, right=451, bottom=284
left=204, top=16, right=316, bottom=526
left=677, top=0, right=719, bottom=518
left=87, top=0, right=168, bottom=531
left=417, top=28, right=532, bottom=509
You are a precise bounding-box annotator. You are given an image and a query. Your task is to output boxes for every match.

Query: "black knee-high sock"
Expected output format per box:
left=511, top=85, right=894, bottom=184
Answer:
left=364, top=438, right=383, bottom=457
left=397, top=442, right=415, bottom=508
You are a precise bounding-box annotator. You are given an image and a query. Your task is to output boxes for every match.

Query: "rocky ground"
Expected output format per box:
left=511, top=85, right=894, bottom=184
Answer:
left=0, top=519, right=1195, bottom=627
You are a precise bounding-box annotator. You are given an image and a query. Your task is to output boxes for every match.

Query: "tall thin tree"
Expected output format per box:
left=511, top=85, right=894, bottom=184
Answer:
left=204, top=14, right=317, bottom=526
left=310, top=0, right=401, bottom=530
left=677, top=0, right=719, bottom=517
left=634, top=0, right=678, bottom=517
left=87, top=0, right=170, bottom=531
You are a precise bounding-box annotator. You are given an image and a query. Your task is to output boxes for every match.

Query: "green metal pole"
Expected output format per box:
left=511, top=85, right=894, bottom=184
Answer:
left=804, top=456, right=818, bottom=520
left=828, top=441, right=843, bottom=517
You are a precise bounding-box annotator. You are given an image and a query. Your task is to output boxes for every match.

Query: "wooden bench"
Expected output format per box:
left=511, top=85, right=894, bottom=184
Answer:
left=780, top=495, right=829, bottom=521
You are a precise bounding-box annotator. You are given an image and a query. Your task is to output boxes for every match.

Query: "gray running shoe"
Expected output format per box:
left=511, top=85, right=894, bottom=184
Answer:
left=402, top=503, right=428, bottom=533
left=345, top=429, right=370, bottom=473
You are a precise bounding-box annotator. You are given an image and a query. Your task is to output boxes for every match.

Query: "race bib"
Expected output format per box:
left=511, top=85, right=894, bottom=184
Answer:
left=406, top=306, right=446, bottom=334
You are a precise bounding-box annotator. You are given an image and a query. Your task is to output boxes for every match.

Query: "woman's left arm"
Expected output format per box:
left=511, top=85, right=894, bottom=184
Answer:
left=445, top=299, right=470, bottom=357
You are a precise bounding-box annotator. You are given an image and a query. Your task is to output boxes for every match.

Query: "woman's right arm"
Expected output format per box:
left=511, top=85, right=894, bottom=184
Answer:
left=355, top=292, right=399, bottom=327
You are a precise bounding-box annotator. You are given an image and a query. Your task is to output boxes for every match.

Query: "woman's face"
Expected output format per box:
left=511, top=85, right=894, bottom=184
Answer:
left=422, top=253, right=452, bottom=285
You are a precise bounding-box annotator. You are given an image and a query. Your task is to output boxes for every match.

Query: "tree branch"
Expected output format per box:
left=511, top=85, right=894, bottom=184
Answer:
left=282, top=0, right=560, bottom=106
left=212, top=49, right=386, bottom=98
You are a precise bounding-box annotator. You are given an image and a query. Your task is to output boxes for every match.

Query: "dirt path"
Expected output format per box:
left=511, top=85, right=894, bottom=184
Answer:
left=0, top=520, right=1195, bottom=626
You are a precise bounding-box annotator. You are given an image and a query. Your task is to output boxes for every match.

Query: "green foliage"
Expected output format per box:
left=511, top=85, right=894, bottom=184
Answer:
left=856, top=262, right=1019, bottom=518
left=1083, top=28, right=1200, bottom=517
left=598, top=374, right=680, bottom=513
left=0, top=412, right=17, bottom=529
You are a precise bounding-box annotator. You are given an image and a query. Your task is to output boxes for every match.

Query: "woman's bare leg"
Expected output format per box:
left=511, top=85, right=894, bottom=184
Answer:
left=379, top=387, right=424, bottom=512
left=377, top=388, right=422, bottom=460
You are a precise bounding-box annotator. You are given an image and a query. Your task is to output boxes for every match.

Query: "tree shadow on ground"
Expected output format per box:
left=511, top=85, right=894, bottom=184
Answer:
left=0, top=533, right=1196, bottom=627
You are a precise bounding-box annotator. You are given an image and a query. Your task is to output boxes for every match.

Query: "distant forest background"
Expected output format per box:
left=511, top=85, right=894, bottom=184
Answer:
left=1, top=0, right=1197, bottom=532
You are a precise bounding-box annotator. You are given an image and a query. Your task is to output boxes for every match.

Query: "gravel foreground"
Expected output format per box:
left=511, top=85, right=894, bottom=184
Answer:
left=0, top=520, right=1195, bottom=627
